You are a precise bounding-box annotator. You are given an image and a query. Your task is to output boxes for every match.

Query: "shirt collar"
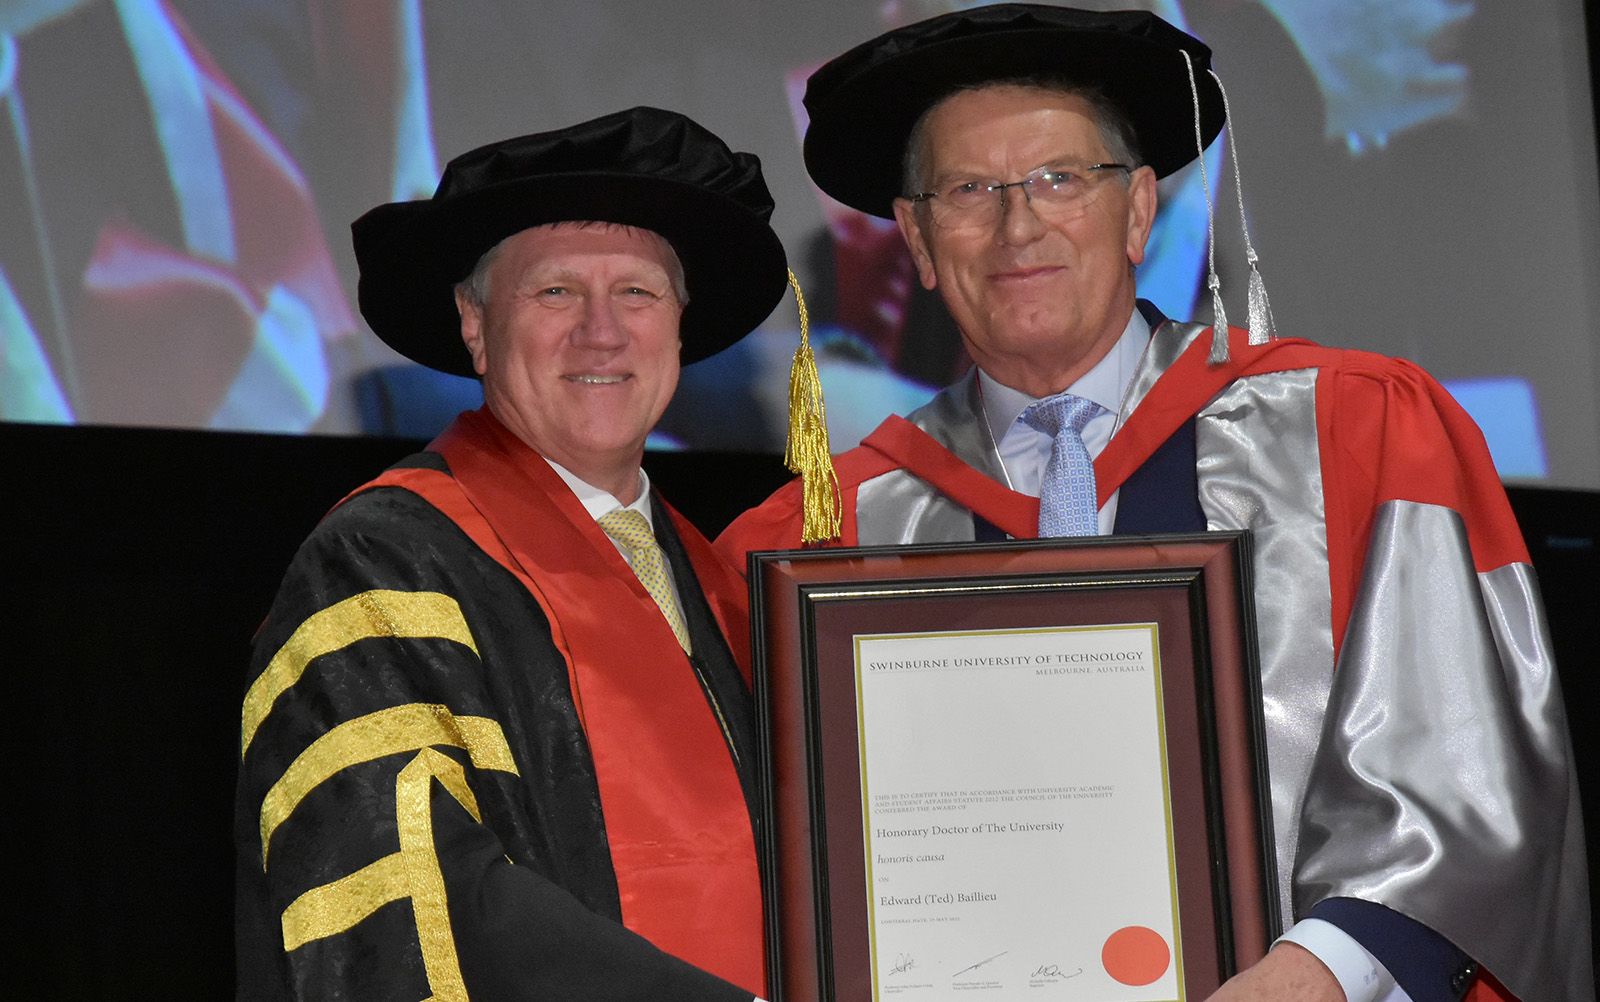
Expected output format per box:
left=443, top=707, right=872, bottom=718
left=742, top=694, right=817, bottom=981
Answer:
left=542, top=457, right=654, bottom=528
left=977, top=307, right=1151, bottom=442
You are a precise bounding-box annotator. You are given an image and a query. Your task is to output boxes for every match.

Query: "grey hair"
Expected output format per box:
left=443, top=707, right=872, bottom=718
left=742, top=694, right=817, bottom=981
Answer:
left=455, top=237, right=506, bottom=308
left=901, top=79, right=1145, bottom=196
left=453, top=221, right=690, bottom=307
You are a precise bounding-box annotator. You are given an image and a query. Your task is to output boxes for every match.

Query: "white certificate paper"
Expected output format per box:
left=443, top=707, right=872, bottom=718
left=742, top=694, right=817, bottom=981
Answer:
left=855, top=624, right=1182, bottom=1001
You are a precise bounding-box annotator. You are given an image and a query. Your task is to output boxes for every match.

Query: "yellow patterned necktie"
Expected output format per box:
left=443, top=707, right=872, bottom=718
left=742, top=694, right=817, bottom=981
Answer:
left=597, top=508, right=692, bottom=654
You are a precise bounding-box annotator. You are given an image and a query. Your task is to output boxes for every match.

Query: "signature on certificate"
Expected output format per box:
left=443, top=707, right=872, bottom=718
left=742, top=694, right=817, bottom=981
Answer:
left=952, top=951, right=1009, bottom=978
left=889, top=953, right=917, bottom=975
left=1031, top=964, right=1083, bottom=981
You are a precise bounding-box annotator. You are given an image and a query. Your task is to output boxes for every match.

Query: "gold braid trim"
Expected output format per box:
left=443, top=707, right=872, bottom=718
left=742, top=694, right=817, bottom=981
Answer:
left=396, top=748, right=477, bottom=1002
left=242, top=590, right=479, bottom=757
left=259, top=704, right=516, bottom=868
left=278, top=748, right=484, bottom=1002
left=280, top=851, right=407, bottom=951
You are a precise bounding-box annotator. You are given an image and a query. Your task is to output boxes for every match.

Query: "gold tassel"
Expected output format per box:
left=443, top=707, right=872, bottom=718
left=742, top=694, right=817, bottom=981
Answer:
left=782, top=269, right=842, bottom=543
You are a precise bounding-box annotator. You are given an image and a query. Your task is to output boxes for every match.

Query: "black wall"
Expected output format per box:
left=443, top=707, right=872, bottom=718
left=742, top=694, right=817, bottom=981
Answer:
left=9, top=422, right=1596, bottom=997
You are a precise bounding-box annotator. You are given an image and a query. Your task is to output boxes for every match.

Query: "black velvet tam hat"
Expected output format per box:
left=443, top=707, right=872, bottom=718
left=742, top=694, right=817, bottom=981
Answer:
left=352, top=106, right=789, bottom=376
left=802, top=4, right=1226, bottom=219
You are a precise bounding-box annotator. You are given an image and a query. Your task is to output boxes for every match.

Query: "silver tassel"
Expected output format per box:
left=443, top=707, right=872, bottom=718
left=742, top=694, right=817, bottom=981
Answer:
left=1245, top=250, right=1276, bottom=346
left=1211, top=69, right=1275, bottom=348
left=1207, top=273, right=1229, bottom=363
left=1181, top=49, right=1229, bottom=365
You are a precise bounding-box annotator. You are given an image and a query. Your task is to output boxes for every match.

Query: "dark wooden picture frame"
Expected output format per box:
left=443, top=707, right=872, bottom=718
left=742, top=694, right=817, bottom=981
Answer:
left=749, top=532, right=1279, bottom=1002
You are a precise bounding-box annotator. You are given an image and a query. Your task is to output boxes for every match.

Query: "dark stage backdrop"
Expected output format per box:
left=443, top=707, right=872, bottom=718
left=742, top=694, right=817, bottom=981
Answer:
left=9, top=421, right=790, bottom=998
left=8, top=421, right=1598, bottom=997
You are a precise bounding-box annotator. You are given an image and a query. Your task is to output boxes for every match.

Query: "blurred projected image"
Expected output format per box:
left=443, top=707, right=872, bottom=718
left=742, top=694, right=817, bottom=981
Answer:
left=0, top=0, right=1578, bottom=482
left=0, top=0, right=435, bottom=433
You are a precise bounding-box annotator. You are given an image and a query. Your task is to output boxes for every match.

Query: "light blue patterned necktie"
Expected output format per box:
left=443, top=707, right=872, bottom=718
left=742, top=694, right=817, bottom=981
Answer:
left=1021, top=392, right=1106, bottom=537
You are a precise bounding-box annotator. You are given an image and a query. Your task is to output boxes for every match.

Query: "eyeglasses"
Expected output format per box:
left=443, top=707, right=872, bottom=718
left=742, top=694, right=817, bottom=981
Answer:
left=909, top=163, right=1133, bottom=230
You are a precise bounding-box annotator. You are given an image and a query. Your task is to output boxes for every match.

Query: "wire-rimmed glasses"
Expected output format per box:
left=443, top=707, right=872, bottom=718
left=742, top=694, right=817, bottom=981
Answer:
left=908, top=163, right=1133, bottom=230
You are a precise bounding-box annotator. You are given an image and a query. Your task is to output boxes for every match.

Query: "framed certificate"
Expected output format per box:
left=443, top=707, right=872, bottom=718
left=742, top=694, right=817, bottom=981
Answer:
left=749, top=533, right=1278, bottom=1002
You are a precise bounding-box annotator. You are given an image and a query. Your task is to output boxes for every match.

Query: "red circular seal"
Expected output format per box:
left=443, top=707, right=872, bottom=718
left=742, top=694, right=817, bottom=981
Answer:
left=1101, top=925, right=1171, bottom=986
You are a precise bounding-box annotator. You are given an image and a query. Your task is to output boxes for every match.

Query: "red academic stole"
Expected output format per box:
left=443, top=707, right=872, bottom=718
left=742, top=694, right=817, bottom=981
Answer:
left=856, top=328, right=1308, bottom=538
left=366, top=408, right=763, bottom=993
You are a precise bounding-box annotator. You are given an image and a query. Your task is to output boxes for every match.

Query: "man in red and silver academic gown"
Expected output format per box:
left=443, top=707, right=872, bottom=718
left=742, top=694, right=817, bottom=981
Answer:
left=236, top=107, right=789, bottom=1000
left=719, top=7, right=1590, bottom=1001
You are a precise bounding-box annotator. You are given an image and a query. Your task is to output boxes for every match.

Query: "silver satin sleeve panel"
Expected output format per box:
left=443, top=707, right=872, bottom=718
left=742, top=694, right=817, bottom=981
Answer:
left=1120, top=318, right=1207, bottom=426
left=856, top=469, right=980, bottom=545
left=1296, top=502, right=1592, bottom=1000
left=858, top=371, right=993, bottom=546
left=1194, top=367, right=1336, bottom=926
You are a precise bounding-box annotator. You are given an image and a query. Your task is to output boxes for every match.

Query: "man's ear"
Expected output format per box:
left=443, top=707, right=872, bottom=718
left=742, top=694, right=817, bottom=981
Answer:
left=1125, top=165, right=1158, bottom=268
left=455, top=287, right=489, bottom=377
left=893, top=197, right=939, bottom=291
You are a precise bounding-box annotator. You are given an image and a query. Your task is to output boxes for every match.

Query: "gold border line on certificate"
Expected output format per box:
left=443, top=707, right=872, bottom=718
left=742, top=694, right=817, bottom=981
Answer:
left=854, top=634, right=881, bottom=1002
left=1150, top=622, right=1187, bottom=998
left=814, top=575, right=1181, bottom=603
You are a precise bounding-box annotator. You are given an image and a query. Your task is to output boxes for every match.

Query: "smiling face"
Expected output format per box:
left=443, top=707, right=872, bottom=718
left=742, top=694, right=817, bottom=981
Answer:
left=456, top=222, right=685, bottom=502
left=892, top=86, right=1157, bottom=397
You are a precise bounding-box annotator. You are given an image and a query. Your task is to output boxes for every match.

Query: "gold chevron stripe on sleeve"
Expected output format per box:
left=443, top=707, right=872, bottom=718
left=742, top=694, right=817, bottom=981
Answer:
left=241, top=590, right=479, bottom=757
left=395, top=748, right=478, bottom=1002
left=280, top=851, right=408, bottom=951
left=259, top=704, right=517, bottom=868
left=278, top=748, right=485, bottom=1001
